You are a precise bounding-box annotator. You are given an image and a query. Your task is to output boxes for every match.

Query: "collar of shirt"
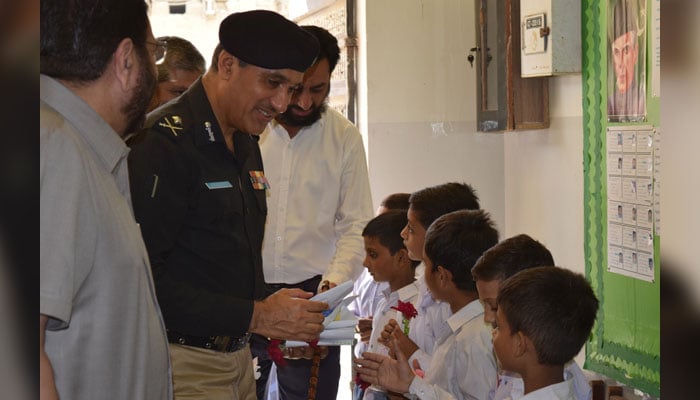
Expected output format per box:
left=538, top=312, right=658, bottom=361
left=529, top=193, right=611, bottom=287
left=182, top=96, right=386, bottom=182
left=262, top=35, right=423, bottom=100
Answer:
left=417, top=272, right=439, bottom=311
left=446, top=299, right=484, bottom=334
left=520, top=378, right=574, bottom=400
left=185, top=79, right=256, bottom=162
left=40, top=74, right=128, bottom=174
left=184, top=79, right=227, bottom=148
left=379, top=281, right=419, bottom=313
left=379, top=286, right=396, bottom=313
left=397, top=281, right=419, bottom=302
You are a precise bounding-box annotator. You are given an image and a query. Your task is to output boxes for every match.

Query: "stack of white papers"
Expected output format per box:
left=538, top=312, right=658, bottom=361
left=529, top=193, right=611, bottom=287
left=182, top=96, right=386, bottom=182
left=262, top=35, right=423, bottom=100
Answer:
left=286, top=281, right=357, bottom=347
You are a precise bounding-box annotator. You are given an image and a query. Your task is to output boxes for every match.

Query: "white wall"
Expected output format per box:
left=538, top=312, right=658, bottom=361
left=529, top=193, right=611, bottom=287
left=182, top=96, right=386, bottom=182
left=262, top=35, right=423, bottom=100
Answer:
left=360, top=0, right=586, bottom=274
left=362, top=0, right=505, bottom=232
left=360, top=0, right=586, bottom=365
left=503, top=75, right=585, bottom=275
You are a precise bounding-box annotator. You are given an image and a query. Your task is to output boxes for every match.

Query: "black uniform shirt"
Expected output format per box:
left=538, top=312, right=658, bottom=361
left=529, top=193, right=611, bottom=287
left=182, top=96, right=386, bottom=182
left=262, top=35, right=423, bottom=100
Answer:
left=128, top=79, right=267, bottom=337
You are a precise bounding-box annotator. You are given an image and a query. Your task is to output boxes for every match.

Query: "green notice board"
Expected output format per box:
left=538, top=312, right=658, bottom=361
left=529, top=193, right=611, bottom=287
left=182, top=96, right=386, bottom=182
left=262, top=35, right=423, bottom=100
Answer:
left=582, top=0, right=660, bottom=396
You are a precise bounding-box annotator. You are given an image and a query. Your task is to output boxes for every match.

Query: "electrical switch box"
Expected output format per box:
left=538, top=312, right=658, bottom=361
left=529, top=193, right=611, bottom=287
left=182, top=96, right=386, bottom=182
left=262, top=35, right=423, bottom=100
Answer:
left=520, top=0, right=580, bottom=77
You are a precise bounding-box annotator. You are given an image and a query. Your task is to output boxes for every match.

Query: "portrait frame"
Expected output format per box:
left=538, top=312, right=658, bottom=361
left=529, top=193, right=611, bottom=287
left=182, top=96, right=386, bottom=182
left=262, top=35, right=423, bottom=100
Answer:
left=607, top=0, right=647, bottom=122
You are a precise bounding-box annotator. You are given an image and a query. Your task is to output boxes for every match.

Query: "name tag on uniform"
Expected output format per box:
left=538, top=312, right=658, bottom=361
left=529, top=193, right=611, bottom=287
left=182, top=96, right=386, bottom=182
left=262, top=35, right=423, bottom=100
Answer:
left=249, top=170, right=270, bottom=190
left=205, top=181, right=233, bottom=190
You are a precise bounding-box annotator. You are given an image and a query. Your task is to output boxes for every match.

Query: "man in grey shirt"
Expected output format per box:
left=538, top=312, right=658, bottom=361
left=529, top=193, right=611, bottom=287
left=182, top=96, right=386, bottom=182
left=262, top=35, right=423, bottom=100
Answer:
left=39, top=0, right=171, bottom=398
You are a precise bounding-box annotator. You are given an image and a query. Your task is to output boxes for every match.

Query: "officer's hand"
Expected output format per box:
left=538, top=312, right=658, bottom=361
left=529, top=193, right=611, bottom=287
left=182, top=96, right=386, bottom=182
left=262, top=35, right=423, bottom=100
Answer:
left=249, top=288, right=328, bottom=342
left=355, top=337, right=414, bottom=394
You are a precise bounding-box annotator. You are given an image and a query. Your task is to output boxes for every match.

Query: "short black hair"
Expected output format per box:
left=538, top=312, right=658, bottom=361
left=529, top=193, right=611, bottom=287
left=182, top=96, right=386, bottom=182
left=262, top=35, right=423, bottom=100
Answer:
left=363, top=210, right=420, bottom=269
left=409, top=182, right=480, bottom=230
left=156, top=36, right=206, bottom=83
left=379, top=193, right=410, bottom=211
left=498, top=267, right=599, bottom=366
left=210, top=43, right=248, bottom=72
left=211, top=43, right=224, bottom=71
left=471, top=234, right=555, bottom=282
left=301, top=26, right=340, bottom=74
left=424, top=210, right=499, bottom=292
left=40, top=0, right=149, bottom=82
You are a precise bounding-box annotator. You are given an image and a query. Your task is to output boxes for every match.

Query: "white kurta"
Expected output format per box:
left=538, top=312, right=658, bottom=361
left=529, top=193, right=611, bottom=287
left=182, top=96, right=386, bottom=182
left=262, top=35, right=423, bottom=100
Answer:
left=259, top=108, right=374, bottom=286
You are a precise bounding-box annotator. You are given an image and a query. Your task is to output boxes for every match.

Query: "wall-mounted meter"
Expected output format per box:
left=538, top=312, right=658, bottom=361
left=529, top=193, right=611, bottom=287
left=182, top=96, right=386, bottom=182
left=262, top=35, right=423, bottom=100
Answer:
left=520, top=0, right=580, bottom=77
left=523, top=13, right=547, bottom=55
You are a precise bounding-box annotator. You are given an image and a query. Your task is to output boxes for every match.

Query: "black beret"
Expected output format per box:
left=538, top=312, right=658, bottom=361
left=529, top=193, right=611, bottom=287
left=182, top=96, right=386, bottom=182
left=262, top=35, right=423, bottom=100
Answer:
left=219, top=10, right=319, bottom=73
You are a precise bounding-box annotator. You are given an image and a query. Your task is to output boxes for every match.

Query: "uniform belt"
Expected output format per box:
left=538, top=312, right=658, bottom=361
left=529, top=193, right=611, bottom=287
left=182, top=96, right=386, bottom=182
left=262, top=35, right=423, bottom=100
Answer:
left=167, top=330, right=251, bottom=353
left=266, top=274, right=323, bottom=295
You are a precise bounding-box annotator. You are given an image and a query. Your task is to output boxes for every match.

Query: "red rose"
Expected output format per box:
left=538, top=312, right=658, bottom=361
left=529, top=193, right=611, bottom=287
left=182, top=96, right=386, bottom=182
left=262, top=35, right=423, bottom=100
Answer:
left=391, top=300, right=418, bottom=319
left=391, top=300, right=418, bottom=335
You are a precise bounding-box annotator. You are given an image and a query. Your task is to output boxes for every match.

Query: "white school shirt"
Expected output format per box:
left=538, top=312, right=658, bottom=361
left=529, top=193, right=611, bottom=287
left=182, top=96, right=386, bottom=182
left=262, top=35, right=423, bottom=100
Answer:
left=364, top=282, right=420, bottom=400
left=348, top=269, right=389, bottom=319
left=348, top=269, right=389, bottom=358
left=492, top=360, right=591, bottom=400
left=407, top=300, right=497, bottom=400
left=259, top=108, right=373, bottom=286
left=407, top=266, right=453, bottom=371
left=517, top=379, right=576, bottom=400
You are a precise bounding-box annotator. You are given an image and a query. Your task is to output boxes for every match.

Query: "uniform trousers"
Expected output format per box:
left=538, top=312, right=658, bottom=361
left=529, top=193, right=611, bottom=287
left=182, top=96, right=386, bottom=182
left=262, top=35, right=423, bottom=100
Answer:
left=170, top=343, right=257, bottom=400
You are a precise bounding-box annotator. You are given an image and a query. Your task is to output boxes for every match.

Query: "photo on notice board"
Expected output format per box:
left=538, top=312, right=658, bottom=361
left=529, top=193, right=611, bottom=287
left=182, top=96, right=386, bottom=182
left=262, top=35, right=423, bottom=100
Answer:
left=607, top=0, right=646, bottom=122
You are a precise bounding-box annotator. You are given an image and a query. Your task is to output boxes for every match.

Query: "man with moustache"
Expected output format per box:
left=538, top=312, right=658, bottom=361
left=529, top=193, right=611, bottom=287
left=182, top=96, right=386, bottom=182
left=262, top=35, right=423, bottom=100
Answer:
left=40, top=0, right=170, bottom=399
left=147, top=36, right=206, bottom=112
left=608, top=0, right=646, bottom=121
left=252, top=26, right=373, bottom=400
left=128, top=11, right=329, bottom=400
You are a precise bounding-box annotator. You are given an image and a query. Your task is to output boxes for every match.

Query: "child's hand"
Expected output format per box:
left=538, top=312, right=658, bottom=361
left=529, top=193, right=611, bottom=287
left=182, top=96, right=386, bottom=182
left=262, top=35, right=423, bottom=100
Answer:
left=357, top=317, right=373, bottom=343
left=388, top=326, right=419, bottom=359
left=354, top=337, right=414, bottom=394
left=379, top=319, right=399, bottom=345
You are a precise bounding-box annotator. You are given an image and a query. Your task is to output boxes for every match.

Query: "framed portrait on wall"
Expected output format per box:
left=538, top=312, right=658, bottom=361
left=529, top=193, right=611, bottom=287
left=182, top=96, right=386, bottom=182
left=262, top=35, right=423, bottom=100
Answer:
left=607, top=0, right=646, bottom=122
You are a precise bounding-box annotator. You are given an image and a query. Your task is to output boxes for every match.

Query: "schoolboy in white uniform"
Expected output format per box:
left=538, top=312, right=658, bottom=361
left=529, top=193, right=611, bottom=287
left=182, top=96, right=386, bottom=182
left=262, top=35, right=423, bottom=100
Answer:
left=357, top=210, right=500, bottom=400
left=492, top=267, right=598, bottom=400
left=471, top=234, right=593, bottom=400
left=359, top=211, right=420, bottom=400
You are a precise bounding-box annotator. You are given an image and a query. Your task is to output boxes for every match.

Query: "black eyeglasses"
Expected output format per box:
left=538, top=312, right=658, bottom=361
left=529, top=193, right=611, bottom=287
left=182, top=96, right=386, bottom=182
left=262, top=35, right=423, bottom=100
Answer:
left=145, top=40, right=167, bottom=64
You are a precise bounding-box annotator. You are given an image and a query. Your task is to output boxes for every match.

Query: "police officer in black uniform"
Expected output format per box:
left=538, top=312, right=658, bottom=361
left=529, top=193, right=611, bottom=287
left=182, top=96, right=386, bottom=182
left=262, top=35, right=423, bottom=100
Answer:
left=128, top=10, right=328, bottom=400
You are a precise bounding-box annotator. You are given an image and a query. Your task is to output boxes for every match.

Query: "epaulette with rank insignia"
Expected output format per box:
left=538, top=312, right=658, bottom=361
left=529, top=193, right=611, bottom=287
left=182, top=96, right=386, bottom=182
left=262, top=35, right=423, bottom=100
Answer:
left=153, top=114, right=185, bottom=138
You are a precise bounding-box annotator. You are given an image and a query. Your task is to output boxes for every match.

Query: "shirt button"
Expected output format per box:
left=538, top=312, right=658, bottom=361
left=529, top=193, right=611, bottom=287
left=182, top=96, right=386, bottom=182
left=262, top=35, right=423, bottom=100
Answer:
left=276, top=236, right=282, bottom=241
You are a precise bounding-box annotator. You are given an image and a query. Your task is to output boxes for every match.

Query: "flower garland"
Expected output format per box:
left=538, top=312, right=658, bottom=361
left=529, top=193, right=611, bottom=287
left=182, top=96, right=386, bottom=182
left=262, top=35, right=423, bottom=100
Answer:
left=267, top=339, right=320, bottom=367
left=267, top=339, right=287, bottom=367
